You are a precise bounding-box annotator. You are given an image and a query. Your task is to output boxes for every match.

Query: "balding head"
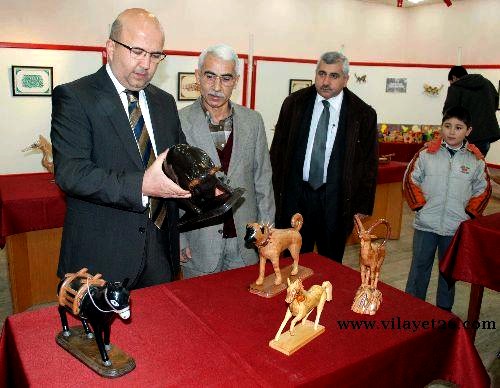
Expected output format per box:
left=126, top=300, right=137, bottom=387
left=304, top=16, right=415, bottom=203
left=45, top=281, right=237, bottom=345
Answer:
left=106, top=8, right=165, bottom=91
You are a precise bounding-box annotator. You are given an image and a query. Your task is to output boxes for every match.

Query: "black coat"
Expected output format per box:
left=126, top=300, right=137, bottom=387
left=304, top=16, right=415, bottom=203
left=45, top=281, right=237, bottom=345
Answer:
left=443, top=74, right=500, bottom=144
left=51, top=66, right=185, bottom=282
left=270, top=85, right=378, bottom=238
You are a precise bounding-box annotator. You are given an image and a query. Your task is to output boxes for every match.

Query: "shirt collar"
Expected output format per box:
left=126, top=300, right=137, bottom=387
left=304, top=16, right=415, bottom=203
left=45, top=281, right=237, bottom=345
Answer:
left=315, top=90, right=344, bottom=112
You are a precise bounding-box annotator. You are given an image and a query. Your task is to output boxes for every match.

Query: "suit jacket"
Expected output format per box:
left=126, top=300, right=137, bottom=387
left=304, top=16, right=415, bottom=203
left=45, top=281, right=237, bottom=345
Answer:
left=179, top=99, right=275, bottom=274
left=51, top=66, right=185, bottom=283
left=270, top=85, right=378, bottom=239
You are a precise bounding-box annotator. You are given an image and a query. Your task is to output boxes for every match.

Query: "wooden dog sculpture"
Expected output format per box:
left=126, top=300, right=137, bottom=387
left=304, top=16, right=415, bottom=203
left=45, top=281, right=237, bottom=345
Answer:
left=351, top=215, right=391, bottom=315
left=245, top=213, right=303, bottom=286
left=57, top=268, right=131, bottom=367
left=274, top=278, right=332, bottom=341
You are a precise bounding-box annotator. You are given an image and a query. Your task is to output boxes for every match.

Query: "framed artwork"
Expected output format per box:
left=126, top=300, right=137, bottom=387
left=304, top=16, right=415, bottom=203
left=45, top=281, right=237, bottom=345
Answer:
left=385, top=78, right=407, bottom=93
left=11, top=66, right=53, bottom=96
left=289, top=79, right=312, bottom=95
left=177, top=72, right=200, bottom=101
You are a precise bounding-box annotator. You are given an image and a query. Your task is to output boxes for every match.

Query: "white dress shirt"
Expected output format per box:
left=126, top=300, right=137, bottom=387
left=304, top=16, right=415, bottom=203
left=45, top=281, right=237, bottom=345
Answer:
left=303, top=91, right=344, bottom=182
left=106, top=64, right=156, bottom=206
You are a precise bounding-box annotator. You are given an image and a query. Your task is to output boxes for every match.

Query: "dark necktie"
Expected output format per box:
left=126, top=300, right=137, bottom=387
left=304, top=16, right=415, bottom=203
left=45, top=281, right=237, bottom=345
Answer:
left=308, top=100, right=330, bottom=190
left=125, top=90, right=166, bottom=228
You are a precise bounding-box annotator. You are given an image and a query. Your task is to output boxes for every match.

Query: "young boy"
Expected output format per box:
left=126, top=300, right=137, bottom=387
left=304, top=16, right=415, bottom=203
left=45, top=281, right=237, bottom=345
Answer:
left=403, top=106, right=491, bottom=311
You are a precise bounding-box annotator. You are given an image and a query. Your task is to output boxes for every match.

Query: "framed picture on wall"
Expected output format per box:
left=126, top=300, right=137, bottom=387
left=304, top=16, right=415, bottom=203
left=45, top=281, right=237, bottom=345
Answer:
left=385, top=78, right=407, bottom=93
left=289, top=79, right=312, bottom=95
left=177, top=72, right=200, bottom=101
left=11, top=66, right=53, bottom=96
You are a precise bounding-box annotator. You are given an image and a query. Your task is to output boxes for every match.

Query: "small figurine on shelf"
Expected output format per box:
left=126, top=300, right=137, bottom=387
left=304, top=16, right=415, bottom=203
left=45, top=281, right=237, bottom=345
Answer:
left=56, top=268, right=135, bottom=377
left=22, top=134, right=54, bottom=173
left=269, top=278, right=332, bottom=355
left=351, top=215, right=391, bottom=315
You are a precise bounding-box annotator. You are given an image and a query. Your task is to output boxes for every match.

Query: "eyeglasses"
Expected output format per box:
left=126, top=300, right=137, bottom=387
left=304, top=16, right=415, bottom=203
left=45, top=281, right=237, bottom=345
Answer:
left=201, top=72, right=236, bottom=86
left=112, top=39, right=166, bottom=63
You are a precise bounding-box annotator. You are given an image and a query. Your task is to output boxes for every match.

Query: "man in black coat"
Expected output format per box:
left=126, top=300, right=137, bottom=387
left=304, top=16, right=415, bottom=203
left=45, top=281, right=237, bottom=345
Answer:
left=51, top=8, right=190, bottom=288
left=443, top=66, right=499, bottom=157
left=270, top=51, right=378, bottom=263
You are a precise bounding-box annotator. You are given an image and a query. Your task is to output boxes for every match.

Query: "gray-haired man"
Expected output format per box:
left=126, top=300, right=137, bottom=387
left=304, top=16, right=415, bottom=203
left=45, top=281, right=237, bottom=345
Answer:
left=179, top=44, right=275, bottom=278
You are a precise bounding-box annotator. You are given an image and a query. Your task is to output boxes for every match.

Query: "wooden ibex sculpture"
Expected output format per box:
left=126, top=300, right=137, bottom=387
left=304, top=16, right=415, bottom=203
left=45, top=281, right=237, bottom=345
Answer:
left=351, top=215, right=391, bottom=315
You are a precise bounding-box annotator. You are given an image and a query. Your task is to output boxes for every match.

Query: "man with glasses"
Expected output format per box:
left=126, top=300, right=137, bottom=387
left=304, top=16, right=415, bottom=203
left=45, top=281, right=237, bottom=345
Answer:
left=51, top=8, right=189, bottom=288
left=178, top=44, right=275, bottom=278
left=270, top=51, right=378, bottom=263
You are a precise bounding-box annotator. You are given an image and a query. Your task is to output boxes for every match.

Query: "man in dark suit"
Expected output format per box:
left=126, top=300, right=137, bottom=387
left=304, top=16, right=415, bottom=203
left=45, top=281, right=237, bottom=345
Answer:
left=270, top=51, right=378, bottom=263
left=51, top=8, right=190, bottom=288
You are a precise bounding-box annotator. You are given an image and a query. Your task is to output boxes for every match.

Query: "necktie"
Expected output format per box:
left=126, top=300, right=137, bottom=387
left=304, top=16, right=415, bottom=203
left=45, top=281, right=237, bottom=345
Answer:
left=308, top=100, right=330, bottom=190
left=125, top=90, right=167, bottom=228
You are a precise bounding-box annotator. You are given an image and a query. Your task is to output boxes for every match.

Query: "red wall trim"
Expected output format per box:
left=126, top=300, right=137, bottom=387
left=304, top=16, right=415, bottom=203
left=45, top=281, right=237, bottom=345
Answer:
left=250, top=59, right=258, bottom=110
left=0, top=41, right=104, bottom=52
left=487, top=163, right=500, bottom=170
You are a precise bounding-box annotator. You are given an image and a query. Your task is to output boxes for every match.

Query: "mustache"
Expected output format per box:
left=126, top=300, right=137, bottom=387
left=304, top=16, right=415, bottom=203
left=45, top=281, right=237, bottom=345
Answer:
left=208, top=91, right=225, bottom=98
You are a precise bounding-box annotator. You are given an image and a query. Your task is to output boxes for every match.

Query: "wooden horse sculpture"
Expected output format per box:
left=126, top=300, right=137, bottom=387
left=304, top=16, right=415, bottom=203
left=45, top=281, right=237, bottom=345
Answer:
left=22, top=134, right=54, bottom=173
left=57, top=268, right=130, bottom=367
left=351, top=215, right=391, bottom=315
left=274, top=278, right=332, bottom=341
left=245, top=213, right=303, bottom=286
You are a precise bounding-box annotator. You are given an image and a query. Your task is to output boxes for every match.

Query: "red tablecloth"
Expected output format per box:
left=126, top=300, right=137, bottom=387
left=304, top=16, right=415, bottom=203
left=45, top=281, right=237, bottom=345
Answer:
left=377, top=161, right=407, bottom=184
left=379, top=142, right=423, bottom=163
left=440, top=212, right=500, bottom=292
left=0, top=254, right=489, bottom=387
left=0, top=173, right=66, bottom=247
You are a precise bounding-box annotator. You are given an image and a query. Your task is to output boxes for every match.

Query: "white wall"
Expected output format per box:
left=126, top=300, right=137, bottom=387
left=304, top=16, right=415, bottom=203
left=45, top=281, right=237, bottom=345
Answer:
left=0, top=0, right=498, bottom=172
left=1, top=0, right=499, bottom=64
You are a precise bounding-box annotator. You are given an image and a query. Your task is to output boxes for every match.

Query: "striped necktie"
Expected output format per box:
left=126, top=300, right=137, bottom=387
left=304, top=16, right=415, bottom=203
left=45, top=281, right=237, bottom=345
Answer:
left=125, top=90, right=167, bottom=229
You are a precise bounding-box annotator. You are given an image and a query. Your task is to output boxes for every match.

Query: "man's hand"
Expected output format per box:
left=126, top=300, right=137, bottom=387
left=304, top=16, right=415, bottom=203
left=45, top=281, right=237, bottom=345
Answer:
left=180, top=247, right=192, bottom=263
left=355, top=213, right=369, bottom=220
left=142, top=150, right=191, bottom=198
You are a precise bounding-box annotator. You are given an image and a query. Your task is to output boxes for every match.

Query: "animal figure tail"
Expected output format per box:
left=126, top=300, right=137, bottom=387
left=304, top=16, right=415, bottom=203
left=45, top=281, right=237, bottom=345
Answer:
left=291, top=213, right=303, bottom=231
left=322, top=281, right=333, bottom=301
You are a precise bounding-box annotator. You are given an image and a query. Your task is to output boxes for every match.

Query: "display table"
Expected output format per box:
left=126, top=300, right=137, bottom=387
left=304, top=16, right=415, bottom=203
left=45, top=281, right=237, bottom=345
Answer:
left=0, top=173, right=65, bottom=313
left=1, top=164, right=406, bottom=313
left=440, top=212, right=500, bottom=341
left=379, top=142, right=423, bottom=163
left=348, top=161, right=407, bottom=244
left=0, top=253, right=489, bottom=387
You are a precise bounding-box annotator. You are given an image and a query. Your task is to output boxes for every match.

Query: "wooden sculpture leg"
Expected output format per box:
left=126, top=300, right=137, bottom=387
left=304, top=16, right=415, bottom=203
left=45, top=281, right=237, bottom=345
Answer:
left=275, top=308, right=293, bottom=341
left=256, top=256, right=266, bottom=285
left=272, top=257, right=282, bottom=285
left=289, top=246, right=300, bottom=276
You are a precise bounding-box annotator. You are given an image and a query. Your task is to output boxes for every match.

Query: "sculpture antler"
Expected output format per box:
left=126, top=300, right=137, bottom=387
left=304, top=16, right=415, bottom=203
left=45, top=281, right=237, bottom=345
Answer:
left=366, top=219, right=391, bottom=248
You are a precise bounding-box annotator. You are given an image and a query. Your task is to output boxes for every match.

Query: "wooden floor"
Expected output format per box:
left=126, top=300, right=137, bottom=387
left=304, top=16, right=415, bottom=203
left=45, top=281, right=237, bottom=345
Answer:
left=1, top=198, right=499, bottom=387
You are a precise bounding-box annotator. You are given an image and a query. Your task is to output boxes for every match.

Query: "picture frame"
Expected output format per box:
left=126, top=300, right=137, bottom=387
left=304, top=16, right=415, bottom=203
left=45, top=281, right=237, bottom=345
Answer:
left=289, top=79, right=312, bottom=95
left=11, top=66, right=53, bottom=96
left=177, top=72, right=200, bottom=101
left=385, top=78, right=407, bottom=93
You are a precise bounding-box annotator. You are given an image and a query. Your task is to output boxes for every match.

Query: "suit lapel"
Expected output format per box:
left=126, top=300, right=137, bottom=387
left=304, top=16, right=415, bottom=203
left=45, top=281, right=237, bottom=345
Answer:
left=92, top=67, right=144, bottom=170
left=227, top=105, right=248, bottom=178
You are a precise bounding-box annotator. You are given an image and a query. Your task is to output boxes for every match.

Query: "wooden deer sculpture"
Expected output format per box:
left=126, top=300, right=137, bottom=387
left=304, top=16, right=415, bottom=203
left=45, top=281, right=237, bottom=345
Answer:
left=351, top=215, right=391, bottom=315
left=22, top=134, right=54, bottom=173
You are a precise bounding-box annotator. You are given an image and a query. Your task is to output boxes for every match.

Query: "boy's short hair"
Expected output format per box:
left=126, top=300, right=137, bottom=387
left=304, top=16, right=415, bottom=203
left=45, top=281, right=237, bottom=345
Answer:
left=448, top=66, right=468, bottom=81
left=442, top=106, right=472, bottom=128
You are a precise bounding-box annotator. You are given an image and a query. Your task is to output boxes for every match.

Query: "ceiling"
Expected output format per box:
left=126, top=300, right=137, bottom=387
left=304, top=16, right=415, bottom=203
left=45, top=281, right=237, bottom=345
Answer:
left=356, top=0, right=462, bottom=7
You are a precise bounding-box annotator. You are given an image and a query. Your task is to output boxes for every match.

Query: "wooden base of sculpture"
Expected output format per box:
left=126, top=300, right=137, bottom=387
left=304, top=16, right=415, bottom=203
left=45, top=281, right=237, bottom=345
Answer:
left=56, top=327, right=135, bottom=378
left=269, top=320, right=325, bottom=356
left=351, top=285, right=383, bottom=315
left=249, top=265, right=313, bottom=298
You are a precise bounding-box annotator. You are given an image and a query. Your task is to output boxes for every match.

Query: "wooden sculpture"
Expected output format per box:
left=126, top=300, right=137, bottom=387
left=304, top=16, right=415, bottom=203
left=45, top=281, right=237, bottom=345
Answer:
left=22, top=134, right=54, bottom=173
left=56, top=268, right=135, bottom=377
left=351, top=215, right=391, bottom=315
left=245, top=213, right=303, bottom=286
left=270, top=278, right=332, bottom=355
